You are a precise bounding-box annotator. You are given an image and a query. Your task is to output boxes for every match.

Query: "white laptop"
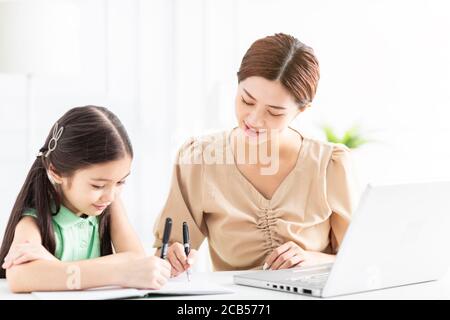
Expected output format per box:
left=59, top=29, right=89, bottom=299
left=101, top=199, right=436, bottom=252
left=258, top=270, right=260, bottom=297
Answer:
left=234, top=180, right=450, bottom=297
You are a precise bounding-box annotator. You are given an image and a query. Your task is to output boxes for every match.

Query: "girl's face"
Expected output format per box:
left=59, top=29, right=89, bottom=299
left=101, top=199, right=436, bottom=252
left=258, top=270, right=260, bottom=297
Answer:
left=50, top=156, right=132, bottom=216
left=235, top=76, right=303, bottom=142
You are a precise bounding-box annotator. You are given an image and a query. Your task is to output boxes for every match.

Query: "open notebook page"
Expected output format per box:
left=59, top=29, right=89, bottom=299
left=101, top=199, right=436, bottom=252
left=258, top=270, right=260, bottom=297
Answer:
left=32, top=275, right=234, bottom=300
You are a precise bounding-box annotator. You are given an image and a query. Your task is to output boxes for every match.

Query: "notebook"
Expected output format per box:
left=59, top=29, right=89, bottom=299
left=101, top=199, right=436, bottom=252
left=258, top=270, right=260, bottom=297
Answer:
left=32, top=276, right=234, bottom=300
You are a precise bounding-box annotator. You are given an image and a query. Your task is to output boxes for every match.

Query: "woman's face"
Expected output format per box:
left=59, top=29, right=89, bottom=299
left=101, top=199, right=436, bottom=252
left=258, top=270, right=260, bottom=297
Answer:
left=235, top=76, right=302, bottom=142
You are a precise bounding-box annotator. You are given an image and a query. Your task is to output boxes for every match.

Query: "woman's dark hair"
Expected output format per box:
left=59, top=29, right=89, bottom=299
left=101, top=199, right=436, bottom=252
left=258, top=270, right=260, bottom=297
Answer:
left=0, top=106, right=133, bottom=278
left=237, top=33, right=320, bottom=107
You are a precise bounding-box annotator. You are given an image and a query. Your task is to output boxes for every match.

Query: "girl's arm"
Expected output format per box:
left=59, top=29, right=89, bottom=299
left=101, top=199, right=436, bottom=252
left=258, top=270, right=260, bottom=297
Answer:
left=5, top=217, right=170, bottom=293
left=109, top=197, right=145, bottom=255
left=4, top=197, right=146, bottom=266
left=6, top=251, right=168, bottom=293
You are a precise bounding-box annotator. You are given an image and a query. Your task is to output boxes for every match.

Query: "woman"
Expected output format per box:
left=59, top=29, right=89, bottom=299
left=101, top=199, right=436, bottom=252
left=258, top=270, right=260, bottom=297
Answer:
left=155, top=33, right=357, bottom=276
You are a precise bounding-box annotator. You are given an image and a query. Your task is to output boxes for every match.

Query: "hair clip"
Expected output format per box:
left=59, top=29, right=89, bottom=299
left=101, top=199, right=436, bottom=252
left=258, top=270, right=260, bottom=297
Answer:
left=36, top=147, right=46, bottom=158
left=44, top=122, right=64, bottom=157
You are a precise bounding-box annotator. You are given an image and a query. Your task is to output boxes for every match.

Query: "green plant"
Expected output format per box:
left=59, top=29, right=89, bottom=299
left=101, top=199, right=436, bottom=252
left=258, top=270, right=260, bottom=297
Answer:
left=322, top=125, right=370, bottom=149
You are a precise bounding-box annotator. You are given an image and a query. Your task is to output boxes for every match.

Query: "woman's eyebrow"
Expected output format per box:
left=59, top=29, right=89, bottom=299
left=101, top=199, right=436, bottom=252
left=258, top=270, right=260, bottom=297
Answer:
left=243, top=88, right=287, bottom=110
left=91, top=172, right=131, bottom=182
left=243, top=88, right=256, bottom=100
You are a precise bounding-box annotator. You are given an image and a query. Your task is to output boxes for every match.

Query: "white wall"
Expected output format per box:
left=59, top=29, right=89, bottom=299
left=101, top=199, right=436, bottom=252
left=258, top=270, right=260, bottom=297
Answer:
left=1, top=0, right=449, bottom=270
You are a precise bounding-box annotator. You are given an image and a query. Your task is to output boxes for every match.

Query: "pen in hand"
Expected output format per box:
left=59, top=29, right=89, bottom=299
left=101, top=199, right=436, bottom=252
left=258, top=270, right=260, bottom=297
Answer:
left=183, top=222, right=191, bottom=282
left=160, top=217, right=172, bottom=260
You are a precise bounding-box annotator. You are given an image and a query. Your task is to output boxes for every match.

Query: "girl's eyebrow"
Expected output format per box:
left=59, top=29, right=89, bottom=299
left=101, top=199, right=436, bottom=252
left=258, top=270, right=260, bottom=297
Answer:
left=91, top=172, right=131, bottom=182
left=243, top=88, right=287, bottom=110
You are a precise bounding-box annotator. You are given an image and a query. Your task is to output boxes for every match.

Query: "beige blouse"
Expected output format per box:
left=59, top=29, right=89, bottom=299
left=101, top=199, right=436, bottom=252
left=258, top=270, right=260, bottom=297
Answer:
left=153, top=129, right=357, bottom=271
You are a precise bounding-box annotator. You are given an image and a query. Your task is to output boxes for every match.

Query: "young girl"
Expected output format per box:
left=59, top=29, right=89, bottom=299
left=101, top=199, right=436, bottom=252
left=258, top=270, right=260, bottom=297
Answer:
left=0, top=106, right=170, bottom=292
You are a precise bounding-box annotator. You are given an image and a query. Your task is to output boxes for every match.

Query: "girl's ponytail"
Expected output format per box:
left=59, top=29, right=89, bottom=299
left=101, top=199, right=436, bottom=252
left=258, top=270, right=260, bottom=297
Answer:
left=33, top=155, right=58, bottom=255
left=0, top=156, right=57, bottom=278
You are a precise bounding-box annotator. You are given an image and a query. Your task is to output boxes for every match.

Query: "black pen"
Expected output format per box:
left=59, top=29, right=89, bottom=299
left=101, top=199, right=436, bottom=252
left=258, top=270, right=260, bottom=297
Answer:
left=183, top=222, right=191, bottom=281
left=160, top=217, right=172, bottom=259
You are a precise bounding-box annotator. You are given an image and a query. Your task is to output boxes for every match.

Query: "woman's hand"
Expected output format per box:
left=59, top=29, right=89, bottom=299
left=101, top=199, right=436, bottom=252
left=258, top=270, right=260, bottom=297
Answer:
left=119, top=255, right=171, bottom=290
left=166, top=242, right=198, bottom=277
left=264, top=241, right=336, bottom=270
left=2, top=241, right=58, bottom=269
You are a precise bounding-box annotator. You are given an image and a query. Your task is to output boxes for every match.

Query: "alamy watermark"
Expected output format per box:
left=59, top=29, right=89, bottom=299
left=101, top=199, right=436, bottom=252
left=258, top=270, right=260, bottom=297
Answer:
left=66, top=264, right=81, bottom=290
left=174, top=129, right=282, bottom=176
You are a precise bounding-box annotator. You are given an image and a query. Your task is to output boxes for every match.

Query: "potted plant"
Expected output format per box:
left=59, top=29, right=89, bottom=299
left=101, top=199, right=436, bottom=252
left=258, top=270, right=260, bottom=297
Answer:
left=321, top=124, right=371, bottom=149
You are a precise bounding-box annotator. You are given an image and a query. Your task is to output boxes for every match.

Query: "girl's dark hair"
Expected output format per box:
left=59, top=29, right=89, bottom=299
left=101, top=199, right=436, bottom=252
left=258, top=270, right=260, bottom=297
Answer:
left=0, top=106, right=133, bottom=278
left=237, top=33, right=320, bottom=107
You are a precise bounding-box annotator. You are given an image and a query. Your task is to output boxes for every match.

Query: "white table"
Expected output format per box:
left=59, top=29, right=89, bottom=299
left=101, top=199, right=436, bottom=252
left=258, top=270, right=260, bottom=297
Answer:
left=2, top=270, right=450, bottom=300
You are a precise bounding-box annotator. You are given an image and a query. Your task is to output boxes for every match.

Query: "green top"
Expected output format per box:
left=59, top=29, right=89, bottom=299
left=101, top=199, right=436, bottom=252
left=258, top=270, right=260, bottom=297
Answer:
left=23, top=205, right=101, bottom=261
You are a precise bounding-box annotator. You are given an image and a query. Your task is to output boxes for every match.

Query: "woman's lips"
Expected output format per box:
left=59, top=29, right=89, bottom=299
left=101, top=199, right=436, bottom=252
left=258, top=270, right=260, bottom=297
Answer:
left=244, top=121, right=261, bottom=137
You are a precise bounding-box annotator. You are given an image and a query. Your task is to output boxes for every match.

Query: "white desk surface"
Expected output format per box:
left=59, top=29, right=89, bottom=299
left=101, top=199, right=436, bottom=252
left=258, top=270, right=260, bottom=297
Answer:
left=2, top=270, right=450, bottom=300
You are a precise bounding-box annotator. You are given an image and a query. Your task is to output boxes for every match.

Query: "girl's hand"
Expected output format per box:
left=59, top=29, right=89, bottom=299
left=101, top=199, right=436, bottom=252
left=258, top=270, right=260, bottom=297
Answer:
left=264, top=241, right=336, bottom=270
left=166, top=242, right=198, bottom=278
left=2, top=241, right=58, bottom=270
left=120, top=255, right=171, bottom=290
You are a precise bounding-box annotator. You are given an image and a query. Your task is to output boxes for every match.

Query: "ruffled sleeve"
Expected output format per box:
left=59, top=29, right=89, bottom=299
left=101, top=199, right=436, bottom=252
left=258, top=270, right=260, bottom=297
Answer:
left=152, top=138, right=207, bottom=250
left=326, top=144, right=358, bottom=253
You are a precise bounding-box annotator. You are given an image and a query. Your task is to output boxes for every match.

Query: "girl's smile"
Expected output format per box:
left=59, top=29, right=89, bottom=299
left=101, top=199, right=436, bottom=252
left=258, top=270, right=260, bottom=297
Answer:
left=92, top=203, right=109, bottom=212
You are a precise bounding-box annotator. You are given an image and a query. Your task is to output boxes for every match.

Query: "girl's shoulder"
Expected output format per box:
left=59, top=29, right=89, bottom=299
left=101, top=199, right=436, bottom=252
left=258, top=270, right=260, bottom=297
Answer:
left=22, top=208, right=38, bottom=218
